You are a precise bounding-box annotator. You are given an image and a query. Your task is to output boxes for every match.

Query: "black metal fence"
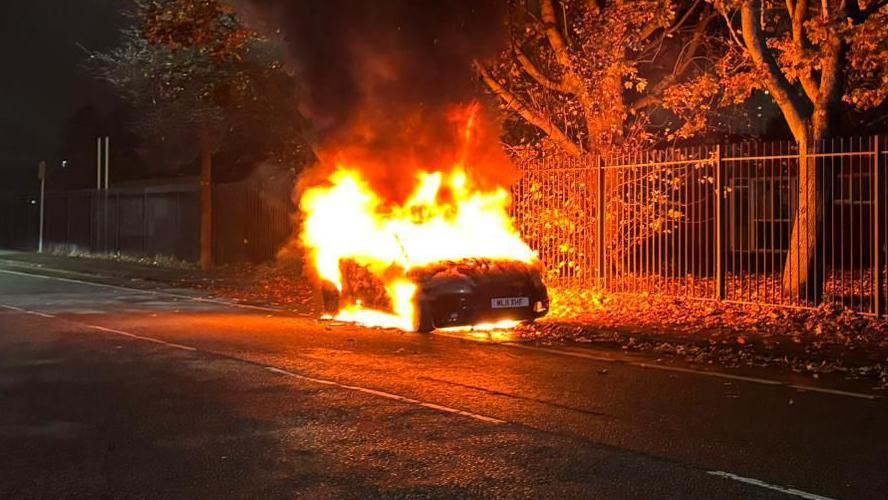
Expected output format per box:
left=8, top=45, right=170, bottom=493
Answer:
left=513, top=135, right=887, bottom=315
left=0, top=180, right=293, bottom=265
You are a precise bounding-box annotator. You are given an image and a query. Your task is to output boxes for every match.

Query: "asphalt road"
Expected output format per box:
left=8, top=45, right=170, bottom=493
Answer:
left=1, top=261, right=886, bottom=499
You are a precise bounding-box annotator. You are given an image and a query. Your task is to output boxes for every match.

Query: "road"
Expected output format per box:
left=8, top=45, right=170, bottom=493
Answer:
left=0, top=260, right=886, bottom=499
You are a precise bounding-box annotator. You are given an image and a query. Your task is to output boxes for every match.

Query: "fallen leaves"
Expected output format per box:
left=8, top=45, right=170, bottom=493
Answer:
left=522, top=285, right=888, bottom=388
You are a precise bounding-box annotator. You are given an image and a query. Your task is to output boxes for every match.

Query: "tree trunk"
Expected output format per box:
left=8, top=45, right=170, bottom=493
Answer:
left=780, top=33, right=842, bottom=305
left=782, top=138, right=823, bottom=304
left=199, top=132, right=213, bottom=271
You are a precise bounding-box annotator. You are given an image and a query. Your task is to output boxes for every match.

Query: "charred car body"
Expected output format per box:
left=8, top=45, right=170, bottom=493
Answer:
left=323, top=258, right=549, bottom=332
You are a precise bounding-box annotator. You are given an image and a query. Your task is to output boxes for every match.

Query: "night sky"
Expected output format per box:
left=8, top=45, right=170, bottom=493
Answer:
left=0, top=0, right=788, bottom=194
left=0, top=0, right=127, bottom=186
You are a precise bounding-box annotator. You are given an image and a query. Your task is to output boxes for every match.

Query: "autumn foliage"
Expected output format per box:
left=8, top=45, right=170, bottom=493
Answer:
left=140, top=0, right=255, bottom=59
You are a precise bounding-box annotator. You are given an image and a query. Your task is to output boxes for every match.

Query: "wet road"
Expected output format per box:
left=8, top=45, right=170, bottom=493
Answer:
left=1, top=262, right=886, bottom=499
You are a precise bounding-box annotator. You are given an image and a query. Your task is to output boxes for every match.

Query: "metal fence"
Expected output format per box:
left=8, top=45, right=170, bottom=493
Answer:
left=513, top=135, right=887, bottom=315
left=0, top=180, right=292, bottom=265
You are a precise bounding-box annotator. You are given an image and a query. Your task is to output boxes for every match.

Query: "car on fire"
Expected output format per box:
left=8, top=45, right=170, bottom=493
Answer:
left=323, top=258, right=549, bottom=332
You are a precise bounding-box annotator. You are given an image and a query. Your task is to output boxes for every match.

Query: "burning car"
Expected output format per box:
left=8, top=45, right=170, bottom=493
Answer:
left=300, top=104, right=544, bottom=332
left=323, top=258, right=549, bottom=332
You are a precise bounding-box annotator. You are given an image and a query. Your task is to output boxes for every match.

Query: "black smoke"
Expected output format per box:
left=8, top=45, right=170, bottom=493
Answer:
left=239, top=0, right=505, bottom=139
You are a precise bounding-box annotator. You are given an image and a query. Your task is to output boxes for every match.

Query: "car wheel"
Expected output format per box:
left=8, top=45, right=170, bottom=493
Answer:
left=414, top=300, right=434, bottom=333
left=321, top=285, right=340, bottom=315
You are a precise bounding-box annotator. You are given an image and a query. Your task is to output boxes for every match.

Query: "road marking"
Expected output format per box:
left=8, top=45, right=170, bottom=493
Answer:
left=1, top=266, right=881, bottom=401
left=0, top=303, right=56, bottom=318
left=0, top=267, right=284, bottom=314
left=502, top=341, right=883, bottom=400
left=788, top=384, right=878, bottom=400
left=505, top=341, right=783, bottom=385
left=264, top=366, right=507, bottom=424
left=0, top=286, right=866, bottom=496
left=707, top=471, right=836, bottom=500
left=87, top=324, right=198, bottom=352
left=1, top=297, right=506, bottom=426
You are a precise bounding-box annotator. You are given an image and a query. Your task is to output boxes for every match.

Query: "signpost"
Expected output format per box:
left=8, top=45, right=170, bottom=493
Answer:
left=95, top=136, right=110, bottom=251
left=37, top=161, right=46, bottom=253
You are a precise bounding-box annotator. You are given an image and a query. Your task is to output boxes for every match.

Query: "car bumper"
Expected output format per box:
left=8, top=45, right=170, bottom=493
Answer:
left=429, top=290, right=549, bottom=328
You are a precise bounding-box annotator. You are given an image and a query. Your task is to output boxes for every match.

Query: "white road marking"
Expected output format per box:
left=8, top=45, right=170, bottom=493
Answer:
left=707, top=471, right=837, bottom=500
left=0, top=267, right=283, bottom=314
left=1, top=296, right=506, bottom=426
left=1, top=266, right=881, bottom=401
left=788, top=384, right=878, bottom=400
left=0, top=303, right=56, bottom=318
left=504, top=342, right=784, bottom=385
left=87, top=324, right=197, bottom=352
left=0, top=287, right=861, bottom=497
left=502, top=341, right=883, bottom=400
left=264, top=366, right=507, bottom=424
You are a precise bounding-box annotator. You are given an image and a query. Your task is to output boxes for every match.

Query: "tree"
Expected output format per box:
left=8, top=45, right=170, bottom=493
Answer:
left=711, top=0, right=888, bottom=301
left=90, top=0, right=311, bottom=269
left=476, top=0, right=744, bottom=275
left=476, top=0, right=742, bottom=156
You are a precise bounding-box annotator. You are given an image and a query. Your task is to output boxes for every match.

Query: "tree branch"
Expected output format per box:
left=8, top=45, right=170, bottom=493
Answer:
left=516, top=50, right=576, bottom=94
left=631, top=9, right=716, bottom=112
left=789, top=0, right=821, bottom=103
left=739, top=0, right=811, bottom=143
left=474, top=61, right=582, bottom=156
left=639, top=0, right=702, bottom=42
left=540, top=0, right=576, bottom=78
left=847, top=0, right=886, bottom=23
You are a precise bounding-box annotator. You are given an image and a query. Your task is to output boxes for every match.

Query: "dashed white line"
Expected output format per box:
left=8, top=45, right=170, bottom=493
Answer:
left=0, top=267, right=283, bottom=314
left=0, top=284, right=859, bottom=498
left=707, top=471, right=837, bottom=500
left=0, top=303, right=56, bottom=318
left=1, top=297, right=506, bottom=426
left=788, top=384, right=878, bottom=400
left=87, top=324, right=197, bottom=352
left=2, top=265, right=881, bottom=402
left=503, top=341, right=882, bottom=400
left=504, top=342, right=783, bottom=384
left=264, top=366, right=507, bottom=424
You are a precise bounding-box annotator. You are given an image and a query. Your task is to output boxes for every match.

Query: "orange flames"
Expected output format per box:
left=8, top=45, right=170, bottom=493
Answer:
left=299, top=103, right=536, bottom=330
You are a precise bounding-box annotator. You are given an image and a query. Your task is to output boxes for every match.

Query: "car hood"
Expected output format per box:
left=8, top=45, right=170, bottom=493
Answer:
left=409, top=259, right=545, bottom=298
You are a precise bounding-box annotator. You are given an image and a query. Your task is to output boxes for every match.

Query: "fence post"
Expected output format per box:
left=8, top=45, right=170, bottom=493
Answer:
left=142, top=190, right=148, bottom=255
left=874, top=135, right=885, bottom=316
left=115, top=192, right=121, bottom=254
left=596, top=155, right=606, bottom=287
left=715, top=145, right=726, bottom=300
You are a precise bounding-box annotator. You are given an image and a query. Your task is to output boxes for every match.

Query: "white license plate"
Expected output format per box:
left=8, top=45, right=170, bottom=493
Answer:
left=491, top=297, right=530, bottom=309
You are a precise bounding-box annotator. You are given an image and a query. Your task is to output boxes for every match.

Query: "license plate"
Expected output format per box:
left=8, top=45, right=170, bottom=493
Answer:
left=491, top=297, right=530, bottom=309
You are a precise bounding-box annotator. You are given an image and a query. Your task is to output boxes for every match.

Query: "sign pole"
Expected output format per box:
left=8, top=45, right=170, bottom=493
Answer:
left=103, top=136, right=110, bottom=252
left=104, top=136, right=109, bottom=190
left=37, top=161, right=46, bottom=253
left=96, top=137, right=102, bottom=190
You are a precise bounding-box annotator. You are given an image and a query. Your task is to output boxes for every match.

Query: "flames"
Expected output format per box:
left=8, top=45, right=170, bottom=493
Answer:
left=298, top=104, right=536, bottom=330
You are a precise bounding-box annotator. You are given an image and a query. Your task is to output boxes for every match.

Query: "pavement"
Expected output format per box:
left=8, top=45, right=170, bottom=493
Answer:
left=1, top=251, right=887, bottom=499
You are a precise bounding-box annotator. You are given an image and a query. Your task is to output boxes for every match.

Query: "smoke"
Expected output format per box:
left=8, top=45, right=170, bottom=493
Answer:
left=241, top=0, right=504, bottom=132
left=237, top=0, right=512, bottom=199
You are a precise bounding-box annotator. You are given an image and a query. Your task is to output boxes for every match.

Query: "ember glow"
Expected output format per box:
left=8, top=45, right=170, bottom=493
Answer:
left=299, top=105, right=537, bottom=330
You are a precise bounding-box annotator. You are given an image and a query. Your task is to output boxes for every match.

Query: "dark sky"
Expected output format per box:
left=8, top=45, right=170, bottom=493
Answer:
left=0, top=0, right=127, bottom=180
left=0, top=0, right=503, bottom=191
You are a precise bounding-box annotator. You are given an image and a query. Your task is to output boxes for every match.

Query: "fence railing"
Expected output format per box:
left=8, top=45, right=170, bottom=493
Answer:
left=513, top=135, right=888, bottom=315
left=0, top=180, right=293, bottom=265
